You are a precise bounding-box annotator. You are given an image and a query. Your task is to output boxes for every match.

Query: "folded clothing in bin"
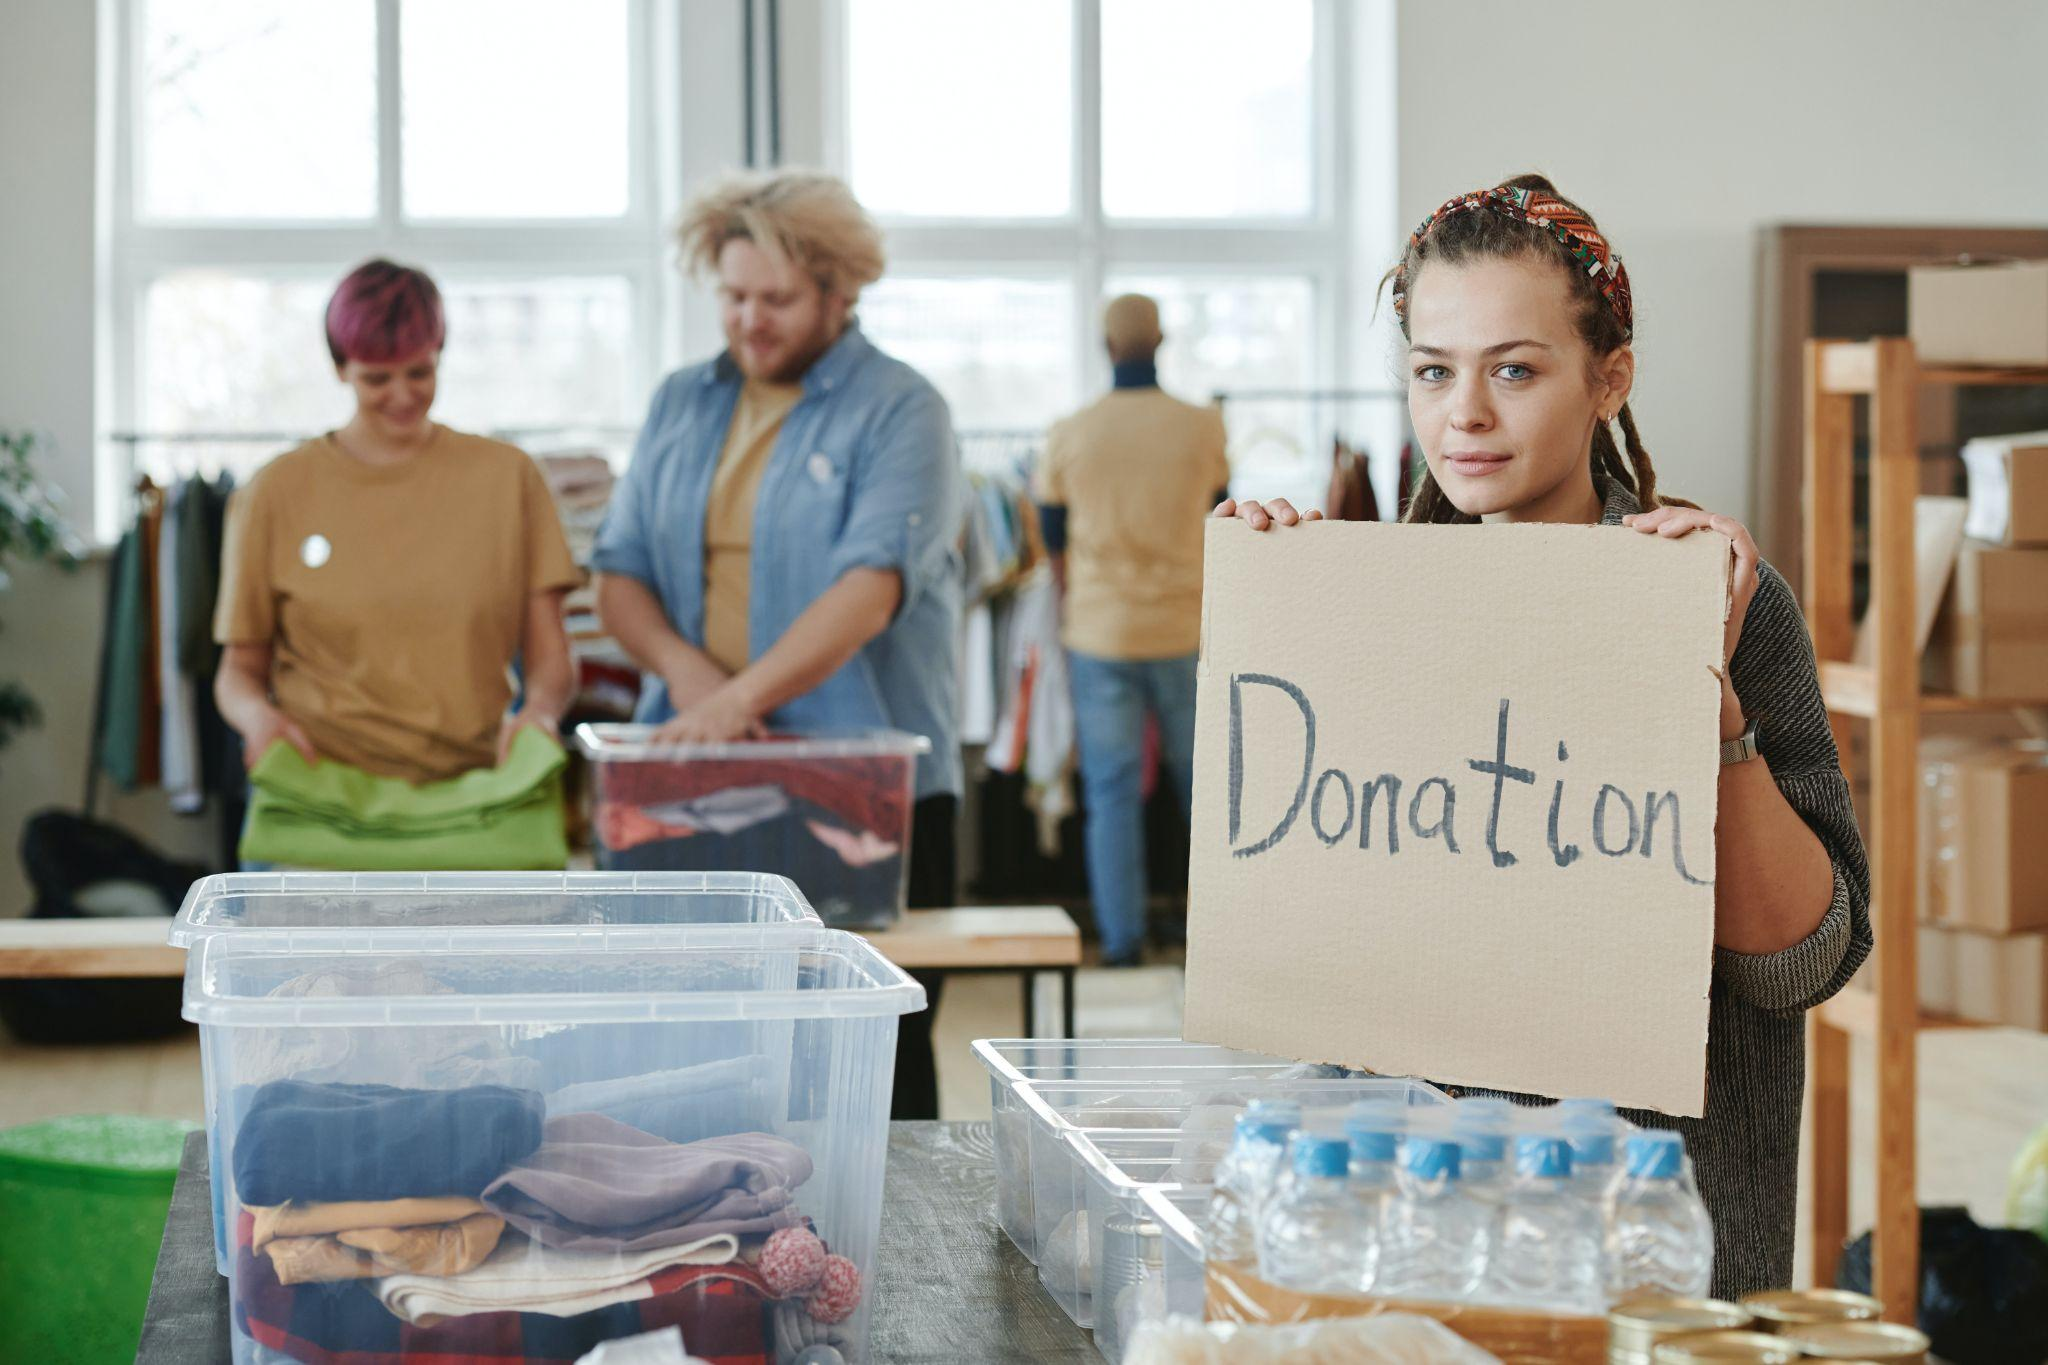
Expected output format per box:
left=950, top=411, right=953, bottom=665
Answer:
left=377, top=1233, right=743, bottom=1325
left=233, top=1081, right=547, bottom=1205
left=235, top=1226, right=776, bottom=1365
left=482, top=1114, right=812, bottom=1252
left=231, top=1084, right=864, bottom=1364
left=592, top=753, right=911, bottom=843
left=252, top=1196, right=506, bottom=1284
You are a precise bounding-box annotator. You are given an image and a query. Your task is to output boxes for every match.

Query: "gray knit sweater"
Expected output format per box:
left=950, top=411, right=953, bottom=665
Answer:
left=1459, top=481, right=1874, bottom=1299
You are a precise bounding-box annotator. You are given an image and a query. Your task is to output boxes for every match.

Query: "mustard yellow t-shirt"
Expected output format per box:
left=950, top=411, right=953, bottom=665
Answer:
left=1036, top=388, right=1230, bottom=660
left=702, top=379, right=804, bottom=674
left=214, top=426, right=582, bottom=784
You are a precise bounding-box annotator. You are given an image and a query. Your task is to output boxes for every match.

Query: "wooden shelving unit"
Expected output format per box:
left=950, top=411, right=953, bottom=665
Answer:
left=1801, top=337, right=2048, bottom=1321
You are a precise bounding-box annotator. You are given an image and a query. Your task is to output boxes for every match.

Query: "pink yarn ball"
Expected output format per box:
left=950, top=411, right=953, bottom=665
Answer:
left=806, top=1254, right=863, bottom=1324
left=759, top=1226, right=827, bottom=1297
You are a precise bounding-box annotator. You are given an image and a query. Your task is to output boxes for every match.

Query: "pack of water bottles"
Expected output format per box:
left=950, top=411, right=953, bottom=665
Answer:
left=1207, top=1094, right=1715, bottom=1317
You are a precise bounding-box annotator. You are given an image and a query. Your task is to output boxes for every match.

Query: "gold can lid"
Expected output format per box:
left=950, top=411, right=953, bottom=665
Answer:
left=1611, top=1297, right=1755, bottom=1332
left=1739, top=1289, right=1882, bottom=1326
left=1651, top=1329, right=1802, bottom=1363
left=1779, top=1321, right=1930, bottom=1360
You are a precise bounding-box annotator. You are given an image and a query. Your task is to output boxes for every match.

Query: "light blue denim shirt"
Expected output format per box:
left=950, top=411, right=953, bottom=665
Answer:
left=592, top=324, right=964, bottom=799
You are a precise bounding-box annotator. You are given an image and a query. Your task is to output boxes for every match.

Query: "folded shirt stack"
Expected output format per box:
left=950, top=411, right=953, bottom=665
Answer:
left=230, top=1078, right=862, bottom=1365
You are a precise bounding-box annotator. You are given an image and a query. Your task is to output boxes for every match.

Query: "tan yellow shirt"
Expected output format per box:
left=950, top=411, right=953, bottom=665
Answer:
left=214, top=426, right=581, bottom=784
left=702, top=379, right=804, bottom=673
left=1036, top=387, right=1229, bottom=659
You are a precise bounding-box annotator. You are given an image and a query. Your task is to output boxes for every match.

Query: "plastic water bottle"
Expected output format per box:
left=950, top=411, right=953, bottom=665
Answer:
left=1561, top=1114, right=1621, bottom=1206
left=1556, top=1097, right=1617, bottom=1126
left=1344, top=1100, right=1404, bottom=1188
left=1259, top=1134, right=1371, bottom=1293
left=1204, top=1102, right=1299, bottom=1271
left=1453, top=1099, right=1513, bottom=1201
left=1344, top=1100, right=1401, bottom=1283
left=1606, top=1129, right=1714, bottom=1300
left=1485, top=1135, right=1607, bottom=1313
left=1377, top=1135, right=1490, bottom=1301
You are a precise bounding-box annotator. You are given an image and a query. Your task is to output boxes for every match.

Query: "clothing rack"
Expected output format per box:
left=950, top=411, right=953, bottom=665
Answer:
left=956, top=428, right=1042, bottom=480
left=1209, top=387, right=1412, bottom=518
left=109, top=424, right=641, bottom=484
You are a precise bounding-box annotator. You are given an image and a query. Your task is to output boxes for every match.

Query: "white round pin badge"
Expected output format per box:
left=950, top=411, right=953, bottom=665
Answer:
left=301, top=534, right=332, bottom=568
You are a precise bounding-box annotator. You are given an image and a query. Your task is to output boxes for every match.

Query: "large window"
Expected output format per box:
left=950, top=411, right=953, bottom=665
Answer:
left=835, top=0, right=1345, bottom=507
left=104, top=0, right=664, bottom=533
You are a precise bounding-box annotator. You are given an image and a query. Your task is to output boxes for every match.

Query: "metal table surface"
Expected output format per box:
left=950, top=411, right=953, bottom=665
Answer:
left=137, top=1121, right=1096, bottom=1364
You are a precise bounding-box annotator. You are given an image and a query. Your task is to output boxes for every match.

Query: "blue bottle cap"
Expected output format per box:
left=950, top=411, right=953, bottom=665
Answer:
left=1400, top=1136, right=1461, bottom=1181
left=1567, top=1127, right=1617, bottom=1168
left=1344, top=1100, right=1404, bottom=1155
left=1236, top=1112, right=1294, bottom=1148
left=1625, top=1130, right=1685, bottom=1180
left=1514, top=1135, right=1572, bottom=1179
left=1246, top=1100, right=1302, bottom=1125
left=1557, top=1097, right=1618, bottom=1122
left=1349, top=1128, right=1399, bottom=1163
left=1292, top=1134, right=1351, bottom=1180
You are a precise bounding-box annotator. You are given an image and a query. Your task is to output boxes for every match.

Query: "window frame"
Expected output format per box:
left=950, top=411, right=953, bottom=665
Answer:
left=821, top=0, right=1351, bottom=405
left=100, top=0, right=675, bottom=538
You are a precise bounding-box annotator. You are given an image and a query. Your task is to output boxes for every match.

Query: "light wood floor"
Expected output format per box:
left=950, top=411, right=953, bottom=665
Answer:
left=6, top=963, right=2040, bottom=1290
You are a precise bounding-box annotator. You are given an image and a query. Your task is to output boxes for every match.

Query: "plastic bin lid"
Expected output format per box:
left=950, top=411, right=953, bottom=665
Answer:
left=575, top=723, right=933, bottom=761
left=182, top=924, right=925, bottom=1026
left=0, top=1115, right=198, bottom=1187
left=969, top=1037, right=1292, bottom=1083
left=169, top=870, right=823, bottom=947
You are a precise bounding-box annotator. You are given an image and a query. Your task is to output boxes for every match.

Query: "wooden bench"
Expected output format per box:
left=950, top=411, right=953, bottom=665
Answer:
left=0, top=918, right=185, bottom=979
left=859, top=906, right=1081, bottom=1038
left=0, top=906, right=1084, bottom=1036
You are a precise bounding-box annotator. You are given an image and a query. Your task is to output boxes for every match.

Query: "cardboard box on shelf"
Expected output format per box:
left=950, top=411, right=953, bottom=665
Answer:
left=1951, top=926, right=2048, bottom=1032
left=1962, top=434, right=2048, bottom=547
left=1909, top=261, right=2048, bottom=367
left=1926, top=540, right=2048, bottom=701
left=1918, top=740, right=2048, bottom=935
left=1846, top=926, right=1957, bottom=1017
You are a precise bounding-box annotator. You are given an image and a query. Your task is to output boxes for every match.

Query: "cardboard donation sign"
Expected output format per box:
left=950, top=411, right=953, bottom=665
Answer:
left=1183, top=519, right=1732, bottom=1116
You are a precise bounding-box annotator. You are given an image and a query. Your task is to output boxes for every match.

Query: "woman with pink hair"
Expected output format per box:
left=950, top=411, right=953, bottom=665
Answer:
left=212, top=259, right=580, bottom=865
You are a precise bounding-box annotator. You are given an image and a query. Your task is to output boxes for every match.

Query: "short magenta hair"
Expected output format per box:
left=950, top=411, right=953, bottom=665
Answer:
left=324, top=258, right=446, bottom=366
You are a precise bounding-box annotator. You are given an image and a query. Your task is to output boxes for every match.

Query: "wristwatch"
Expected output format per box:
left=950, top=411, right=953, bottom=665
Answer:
left=1720, top=717, right=1762, bottom=766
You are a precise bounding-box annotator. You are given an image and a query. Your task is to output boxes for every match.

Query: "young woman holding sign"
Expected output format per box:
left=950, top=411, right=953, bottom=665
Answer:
left=1217, top=175, right=1871, bottom=1297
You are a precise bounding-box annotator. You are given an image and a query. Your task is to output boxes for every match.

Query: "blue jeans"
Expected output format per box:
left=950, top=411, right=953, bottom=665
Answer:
left=1067, top=650, right=1198, bottom=962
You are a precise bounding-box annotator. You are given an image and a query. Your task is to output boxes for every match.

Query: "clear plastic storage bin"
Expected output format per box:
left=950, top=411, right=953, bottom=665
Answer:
left=184, top=925, right=921, bottom=1365
left=171, top=870, right=825, bottom=946
left=576, top=726, right=931, bottom=930
left=969, top=1038, right=1297, bottom=1259
left=174, top=871, right=828, bottom=1275
left=1141, top=1184, right=1209, bottom=1333
left=1018, top=1076, right=1452, bottom=1329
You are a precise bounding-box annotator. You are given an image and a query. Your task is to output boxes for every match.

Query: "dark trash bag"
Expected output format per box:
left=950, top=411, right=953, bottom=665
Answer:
left=1837, top=1204, right=2048, bottom=1365
left=0, top=809, right=210, bottom=1044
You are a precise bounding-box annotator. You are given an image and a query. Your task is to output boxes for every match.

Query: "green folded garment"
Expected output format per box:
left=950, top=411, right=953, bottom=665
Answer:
left=239, top=728, right=569, bottom=871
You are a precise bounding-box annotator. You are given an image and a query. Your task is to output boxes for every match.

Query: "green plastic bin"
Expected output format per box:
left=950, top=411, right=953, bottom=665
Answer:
left=0, top=1115, right=197, bottom=1364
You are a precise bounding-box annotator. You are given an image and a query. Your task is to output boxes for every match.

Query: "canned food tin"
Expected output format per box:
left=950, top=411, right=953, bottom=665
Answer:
left=1739, top=1289, right=1882, bottom=1331
left=1609, top=1299, right=1755, bottom=1365
left=1778, top=1321, right=1930, bottom=1362
left=1651, top=1329, right=1802, bottom=1363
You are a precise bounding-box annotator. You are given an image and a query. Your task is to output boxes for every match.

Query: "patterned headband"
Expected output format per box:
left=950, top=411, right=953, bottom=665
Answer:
left=1391, top=185, right=1633, bottom=338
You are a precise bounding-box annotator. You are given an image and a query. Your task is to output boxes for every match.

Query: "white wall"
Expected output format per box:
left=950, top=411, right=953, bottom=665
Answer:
left=1388, top=0, right=2048, bottom=525
left=1, top=2, right=217, bottom=917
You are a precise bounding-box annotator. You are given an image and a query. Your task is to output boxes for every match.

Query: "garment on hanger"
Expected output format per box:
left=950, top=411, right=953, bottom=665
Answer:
left=1324, top=437, right=1380, bottom=522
